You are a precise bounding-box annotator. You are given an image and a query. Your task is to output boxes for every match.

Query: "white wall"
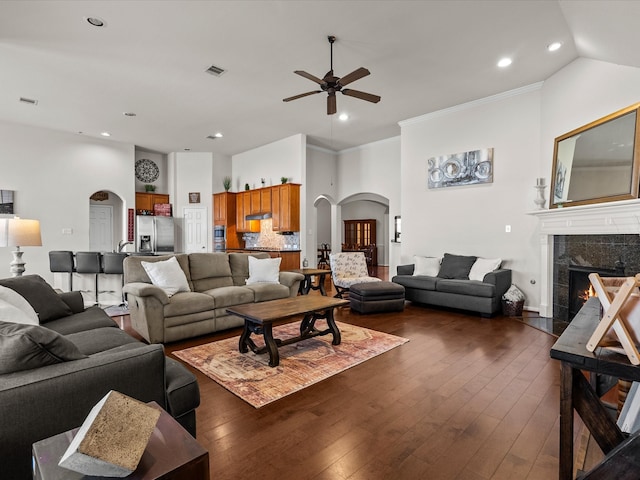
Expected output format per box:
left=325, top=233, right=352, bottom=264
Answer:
left=400, top=86, right=542, bottom=308
left=337, top=137, right=401, bottom=273
left=169, top=151, right=215, bottom=252
left=306, top=145, right=338, bottom=266
left=134, top=149, right=168, bottom=194
left=540, top=58, right=640, bottom=180
left=0, top=121, right=134, bottom=284
left=233, top=134, right=304, bottom=189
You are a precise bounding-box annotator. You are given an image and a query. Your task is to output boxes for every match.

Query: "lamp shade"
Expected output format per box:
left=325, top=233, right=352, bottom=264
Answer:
left=6, top=218, right=42, bottom=247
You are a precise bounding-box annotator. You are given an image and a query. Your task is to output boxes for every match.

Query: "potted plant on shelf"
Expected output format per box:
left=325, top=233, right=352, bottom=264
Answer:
left=245, top=183, right=250, bottom=191
left=223, top=176, right=231, bottom=192
left=144, top=184, right=156, bottom=192
left=281, top=177, right=288, bottom=184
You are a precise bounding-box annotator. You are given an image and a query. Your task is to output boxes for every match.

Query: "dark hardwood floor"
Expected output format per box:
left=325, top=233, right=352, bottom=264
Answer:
left=116, top=268, right=563, bottom=479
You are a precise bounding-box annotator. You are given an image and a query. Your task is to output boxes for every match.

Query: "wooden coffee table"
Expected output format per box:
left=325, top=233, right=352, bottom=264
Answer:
left=227, top=296, right=349, bottom=367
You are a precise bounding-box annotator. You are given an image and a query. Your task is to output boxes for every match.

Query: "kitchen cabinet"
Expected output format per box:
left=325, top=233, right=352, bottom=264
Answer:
left=261, top=188, right=272, bottom=213
left=213, top=192, right=241, bottom=248
left=135, top=193, right=169, bottom=214
left=250, top=190, right=261, bottom=214
left=236, top=191, right=259, bottom=233
left=213, top=192, right=235, bottom=225
left=272, top=184, right=300, bottom=232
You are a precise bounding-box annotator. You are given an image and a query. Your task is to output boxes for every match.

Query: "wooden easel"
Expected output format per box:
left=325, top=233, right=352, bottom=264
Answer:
left=587, top=273, right=640, bottom=365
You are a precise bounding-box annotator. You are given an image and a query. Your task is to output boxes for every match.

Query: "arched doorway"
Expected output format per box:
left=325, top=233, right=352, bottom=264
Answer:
left=88, top=190, right=124, bottom=252
left=339, top=193, right=389, bottom=266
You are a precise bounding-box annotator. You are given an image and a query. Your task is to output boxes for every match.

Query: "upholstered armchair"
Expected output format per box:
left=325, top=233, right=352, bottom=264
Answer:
left=329, top=252, right=381, bottom=299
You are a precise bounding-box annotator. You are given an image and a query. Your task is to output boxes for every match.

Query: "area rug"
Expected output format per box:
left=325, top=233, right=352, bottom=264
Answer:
left=173, top=322, right=409, bottom=408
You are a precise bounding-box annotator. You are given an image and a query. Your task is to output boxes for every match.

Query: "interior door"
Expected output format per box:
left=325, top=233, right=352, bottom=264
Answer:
left=89, top=205, right=113, bottom=252
left=183, top=207, right=208, bottom=253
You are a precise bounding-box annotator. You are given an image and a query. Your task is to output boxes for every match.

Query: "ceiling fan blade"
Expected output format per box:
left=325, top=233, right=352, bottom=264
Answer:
left=283, top=90, right=322, bottom=102
left=294, top=70, right=326, bottom=86
left=337, top=67, right=370, bottom=87
left=327, top=93, right=337, bottom=115
left=341, top=88, right=381, bottom=103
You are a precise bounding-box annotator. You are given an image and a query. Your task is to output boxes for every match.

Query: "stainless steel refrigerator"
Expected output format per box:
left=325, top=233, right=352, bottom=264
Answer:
left=136, top=216, right=175, bottom=253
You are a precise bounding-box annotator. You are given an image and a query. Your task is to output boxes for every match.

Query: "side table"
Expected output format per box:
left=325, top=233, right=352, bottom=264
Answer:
left=291, top=268, right=330, bottom=296
left=32, top=402, right=209, bottom=480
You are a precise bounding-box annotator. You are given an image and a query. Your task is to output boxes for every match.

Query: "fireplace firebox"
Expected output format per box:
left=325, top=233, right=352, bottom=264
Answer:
left=567, top=266, right=622, bottom=321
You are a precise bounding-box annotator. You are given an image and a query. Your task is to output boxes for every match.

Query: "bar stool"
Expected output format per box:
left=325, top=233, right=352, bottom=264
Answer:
left=75, top=252, right=102, bottom=306
left=48, top=251, right=75, bottom=292
left=102, top=252, right=128, bottom=306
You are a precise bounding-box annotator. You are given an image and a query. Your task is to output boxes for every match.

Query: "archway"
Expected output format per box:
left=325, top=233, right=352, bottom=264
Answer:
left=339, top=192, right=390, bottom=266
left=89, top=190, right=125, bottom=252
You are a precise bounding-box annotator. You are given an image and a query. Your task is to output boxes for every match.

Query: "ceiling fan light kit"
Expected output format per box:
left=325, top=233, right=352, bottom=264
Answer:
left=283, top=35, right=381, bottom=115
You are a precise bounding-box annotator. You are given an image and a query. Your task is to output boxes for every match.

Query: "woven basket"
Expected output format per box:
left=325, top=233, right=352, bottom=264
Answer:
left=502, top=299, right=524, bottom=316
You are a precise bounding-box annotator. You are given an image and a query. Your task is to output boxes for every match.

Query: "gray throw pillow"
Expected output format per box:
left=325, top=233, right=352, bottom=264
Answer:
left=0, top=320, right=87, bottom=374
left=437, top=253, right=478, bottom=279
left=0, top=274, right=73, bottom=323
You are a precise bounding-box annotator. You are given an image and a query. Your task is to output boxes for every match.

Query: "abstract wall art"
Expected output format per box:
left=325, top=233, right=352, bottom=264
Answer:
left=427, top=148, right=493, bottom=189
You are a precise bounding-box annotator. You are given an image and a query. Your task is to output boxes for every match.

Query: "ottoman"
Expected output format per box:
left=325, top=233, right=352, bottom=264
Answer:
left=349, top=281, right=405, bottom=314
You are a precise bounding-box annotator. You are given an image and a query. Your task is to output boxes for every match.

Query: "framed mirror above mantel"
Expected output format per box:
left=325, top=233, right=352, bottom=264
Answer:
left=549, top=102, right=640, bottom=209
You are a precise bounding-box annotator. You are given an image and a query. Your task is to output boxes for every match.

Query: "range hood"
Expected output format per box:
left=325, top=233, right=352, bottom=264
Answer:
left=245, top=212, right=272, bottom=221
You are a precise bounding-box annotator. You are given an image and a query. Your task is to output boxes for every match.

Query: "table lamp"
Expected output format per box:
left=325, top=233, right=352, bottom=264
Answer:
left=0, top=217, right=42, bottom=276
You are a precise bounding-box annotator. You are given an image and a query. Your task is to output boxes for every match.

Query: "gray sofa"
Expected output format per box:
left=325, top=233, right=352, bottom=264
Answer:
left=123, top=252, right=304, bottom=344
left=0, top=274, right=200, bottom=480
left=392, top=255, right=512, bottom=317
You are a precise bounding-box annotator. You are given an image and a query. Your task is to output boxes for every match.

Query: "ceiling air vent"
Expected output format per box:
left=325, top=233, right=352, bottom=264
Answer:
left=19, top=97, right=38, bottom=105
left=205, top=65, right=226, bottom=77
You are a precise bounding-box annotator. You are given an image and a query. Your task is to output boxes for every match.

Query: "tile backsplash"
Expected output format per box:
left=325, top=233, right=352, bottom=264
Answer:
left=242, top=219, right=300, bottom=250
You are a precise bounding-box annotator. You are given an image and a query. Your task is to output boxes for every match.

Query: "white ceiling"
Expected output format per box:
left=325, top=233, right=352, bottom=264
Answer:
left=1, top=0, right=639, bottom=156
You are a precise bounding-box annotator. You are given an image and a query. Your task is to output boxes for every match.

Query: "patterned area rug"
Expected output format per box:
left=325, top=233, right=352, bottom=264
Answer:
left=173, top=321, right=409, bottom=408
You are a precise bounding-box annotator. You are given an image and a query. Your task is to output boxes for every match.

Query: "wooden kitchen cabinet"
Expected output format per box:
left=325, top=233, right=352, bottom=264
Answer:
left=236, top=191, right=259, bottom=233
left=272, top=184, right=300, bottom=232
left=266, top=251, right=301, bottom=270
left=250, top=190, right=261, bottom=214
left=213, top=192, right=236, bottom=225
left=135, top=192, right=169, bottom=214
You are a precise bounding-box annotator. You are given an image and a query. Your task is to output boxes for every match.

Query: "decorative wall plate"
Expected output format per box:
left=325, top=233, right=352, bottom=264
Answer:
left=135, top=158, right=159, bottom=183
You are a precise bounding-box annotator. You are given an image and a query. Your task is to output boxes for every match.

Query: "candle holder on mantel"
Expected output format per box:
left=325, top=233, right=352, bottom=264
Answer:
left=534, top=178, right=547, bottom=210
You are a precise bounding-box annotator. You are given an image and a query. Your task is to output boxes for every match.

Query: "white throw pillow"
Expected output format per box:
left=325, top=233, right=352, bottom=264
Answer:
left=141, top=257, right=191, bottom=297
left=0, top=285, right=38, bottom=324
left=0, top=299, right=38, bottom=325
left=469, top=258, right=502, bottom=281
left=246, top=256, right=281, bottom=285
left=413, top=256, right=441, bottom=276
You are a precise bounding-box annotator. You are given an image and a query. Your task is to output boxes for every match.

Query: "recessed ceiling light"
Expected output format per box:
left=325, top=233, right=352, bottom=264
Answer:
left=100, top=132, right=111, bottom=137
left=339, top=113, right=349, bottom=121
left=547, top=42, right=562, bottom=52
left=497, top=57, right=512, bottom=68
left=123, top=112, right=137, bottom=117
left=86, top=17, right=106, bottom=27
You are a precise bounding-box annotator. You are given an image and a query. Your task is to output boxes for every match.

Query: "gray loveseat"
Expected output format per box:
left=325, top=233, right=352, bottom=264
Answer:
left=123, top=252, right=304, bottom=344
left=392, top=253, right=512, bottom=317
left=0, top=274, right=200, bottom=480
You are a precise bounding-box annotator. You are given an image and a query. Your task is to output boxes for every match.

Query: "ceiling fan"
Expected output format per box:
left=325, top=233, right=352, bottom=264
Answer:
left=283, top=35, right=381, bottom=115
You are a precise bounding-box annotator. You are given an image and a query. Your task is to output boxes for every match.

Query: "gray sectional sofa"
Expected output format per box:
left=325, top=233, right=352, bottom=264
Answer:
left=123, top=252, right=304, bottom=344
left=392, top=254, right=512, bottom=317
left=0, top=274, right=200, bottom=480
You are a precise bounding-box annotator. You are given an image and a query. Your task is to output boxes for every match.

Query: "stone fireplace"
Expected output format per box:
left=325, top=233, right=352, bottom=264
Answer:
left=532, top=199, right=640, bottom=321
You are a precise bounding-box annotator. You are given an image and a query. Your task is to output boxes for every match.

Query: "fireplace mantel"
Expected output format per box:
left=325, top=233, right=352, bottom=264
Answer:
left=529, top=199, right=640, bottom=317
